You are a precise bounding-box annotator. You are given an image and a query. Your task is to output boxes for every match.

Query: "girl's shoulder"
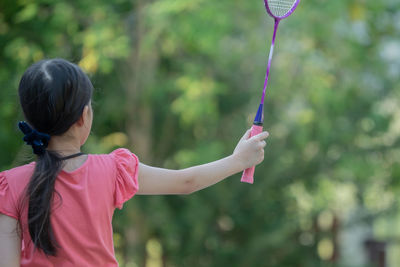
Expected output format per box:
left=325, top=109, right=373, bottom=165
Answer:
left=0, top=162, right=35, bottom=208
left=1, top=162, right=35, bottom=188
left=92, top=148, right=140, bottom=209
left=89, top=148, right=138, bottom=168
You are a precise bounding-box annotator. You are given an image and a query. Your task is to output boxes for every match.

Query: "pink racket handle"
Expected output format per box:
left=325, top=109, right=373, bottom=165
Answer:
left=241, top=124, right=263, bottom=184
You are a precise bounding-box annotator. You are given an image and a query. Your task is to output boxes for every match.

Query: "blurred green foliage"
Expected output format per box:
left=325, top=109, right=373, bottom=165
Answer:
left=1, top=0, right=400, bottom=266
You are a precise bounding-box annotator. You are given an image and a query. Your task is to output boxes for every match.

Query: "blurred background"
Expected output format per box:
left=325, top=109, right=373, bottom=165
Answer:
left=0, top=0, right=399, bottom=266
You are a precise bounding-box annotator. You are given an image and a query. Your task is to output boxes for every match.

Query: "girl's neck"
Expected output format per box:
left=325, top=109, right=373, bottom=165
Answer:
left=61, top=154, right=89, bottom=173
left=47, top=135, right=88, bottom=173
left=47, top=135, right=81, bottom=157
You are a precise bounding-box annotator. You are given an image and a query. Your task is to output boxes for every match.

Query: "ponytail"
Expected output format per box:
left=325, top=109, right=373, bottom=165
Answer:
left=28, top=150, right=62, bottom=256
left=19, top=121, right=62, bottom=255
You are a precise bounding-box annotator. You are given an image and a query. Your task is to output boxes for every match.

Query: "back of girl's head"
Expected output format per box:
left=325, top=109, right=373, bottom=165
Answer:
left=18, top=59, right=93, bottom=256
left=19, top=58, right=93, bottom=136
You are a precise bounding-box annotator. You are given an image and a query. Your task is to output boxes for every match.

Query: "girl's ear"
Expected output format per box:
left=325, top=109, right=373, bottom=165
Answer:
left=76, top=105, right=90, bottom=126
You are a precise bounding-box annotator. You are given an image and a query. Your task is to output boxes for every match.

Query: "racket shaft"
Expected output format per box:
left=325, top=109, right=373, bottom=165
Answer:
left=241, top=124, right=264, bottom=184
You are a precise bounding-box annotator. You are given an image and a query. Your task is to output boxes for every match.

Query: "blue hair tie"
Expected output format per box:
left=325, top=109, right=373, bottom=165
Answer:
left=18, top=121, right=51, bottom=155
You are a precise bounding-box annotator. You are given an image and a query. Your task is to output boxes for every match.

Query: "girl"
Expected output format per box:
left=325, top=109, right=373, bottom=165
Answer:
left=0, top=59, right=269, bottom=266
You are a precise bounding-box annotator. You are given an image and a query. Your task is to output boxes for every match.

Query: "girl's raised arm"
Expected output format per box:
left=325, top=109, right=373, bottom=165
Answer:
left=0, top=214, right=21, bottom=267
left=137, top=130, right=269, bottom=195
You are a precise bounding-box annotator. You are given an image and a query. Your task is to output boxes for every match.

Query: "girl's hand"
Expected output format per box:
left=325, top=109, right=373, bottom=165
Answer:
left=233, top=129, right=269, bottom=170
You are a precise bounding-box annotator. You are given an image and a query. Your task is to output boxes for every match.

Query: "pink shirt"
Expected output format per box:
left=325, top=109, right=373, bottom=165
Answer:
left=0, top=148, right=139, bottom=266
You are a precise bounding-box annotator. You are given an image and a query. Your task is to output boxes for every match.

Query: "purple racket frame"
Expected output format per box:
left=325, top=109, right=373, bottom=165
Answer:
left=261, top=0, right=300, bottom=105
left=241, top=0, right=300, bottom=184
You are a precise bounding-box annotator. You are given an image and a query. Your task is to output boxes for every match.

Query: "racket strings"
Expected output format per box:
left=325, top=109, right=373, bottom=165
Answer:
left=267, top=0, right=297, bottom=17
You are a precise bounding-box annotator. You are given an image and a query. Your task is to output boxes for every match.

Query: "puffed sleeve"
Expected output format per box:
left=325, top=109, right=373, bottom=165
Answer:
left=0, top=172, right=18, bottom=220
left=110, top=148, right=140, bottom=209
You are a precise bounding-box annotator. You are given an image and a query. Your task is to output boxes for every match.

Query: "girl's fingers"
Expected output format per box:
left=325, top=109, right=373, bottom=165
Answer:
left=240, top=129, right=252, bottom=141
left=260, top=140, right=267, bottom=148
left=252, top=131, right=269, bottom=141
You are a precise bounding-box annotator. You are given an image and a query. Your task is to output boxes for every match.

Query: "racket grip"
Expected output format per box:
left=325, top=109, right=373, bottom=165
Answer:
left=241, top=124, right=264, bottom=184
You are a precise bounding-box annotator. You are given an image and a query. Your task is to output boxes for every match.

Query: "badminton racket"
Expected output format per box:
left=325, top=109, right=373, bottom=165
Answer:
left=241, top=0, right=300, bottom=184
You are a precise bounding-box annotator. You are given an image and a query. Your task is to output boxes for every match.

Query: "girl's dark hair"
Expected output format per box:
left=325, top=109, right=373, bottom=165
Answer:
left=18, top=59, right=93, bottom=255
